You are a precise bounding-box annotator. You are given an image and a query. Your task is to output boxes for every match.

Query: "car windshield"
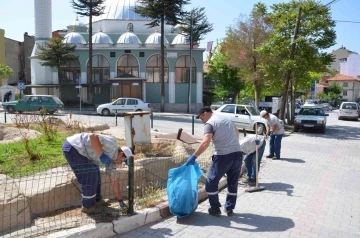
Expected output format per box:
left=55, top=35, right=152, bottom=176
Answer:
left=246, top=106, right=260, bottom=116
left=20, top=96, right=30, bottom=102
left=341, top=103, right=357, bottom=110
left=52, top=96, right=63, bottom=104
left=299, top=107, right=325, bottom=116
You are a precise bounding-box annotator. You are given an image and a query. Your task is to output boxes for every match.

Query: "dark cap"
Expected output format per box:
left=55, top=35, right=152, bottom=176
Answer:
left=196, top=106, right=213, bottom=119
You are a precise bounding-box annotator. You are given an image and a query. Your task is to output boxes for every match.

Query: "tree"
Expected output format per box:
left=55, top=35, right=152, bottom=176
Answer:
left=0, top=64, right=13, bottom=85
left=36, top=38, right=78, bottom=99
left=225, top=3, right=271, bottom=108
left=326, top=82, right=343, bottom=102
left=260, top=0, right=336, bottom=121
left=208, top=43, right=242, bottom=102
left=135, top=0, right=189, bottom=112
left=72, top=0, right=105, bottom=104
left=180, top=7, right=213, bottom=113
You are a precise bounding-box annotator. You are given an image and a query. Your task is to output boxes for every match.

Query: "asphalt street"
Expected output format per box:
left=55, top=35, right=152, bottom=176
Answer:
left=116, top=110, right=360, bottom=238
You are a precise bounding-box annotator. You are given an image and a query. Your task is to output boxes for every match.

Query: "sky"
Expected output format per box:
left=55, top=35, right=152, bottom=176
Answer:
left=1, top=0, right=360, bottom=57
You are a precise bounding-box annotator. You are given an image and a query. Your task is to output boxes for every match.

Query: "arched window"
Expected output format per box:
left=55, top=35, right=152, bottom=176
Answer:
left=175, top=55, right=196, bottom=83
left=117, top=54, right=139, bottom=77
left=127, top=23, right=134, bottom=32
left=146, top=54, right=169, bottom=83
left=59, top=58, right=81, bottom=84
left=87, top=54, right=110, bottom=83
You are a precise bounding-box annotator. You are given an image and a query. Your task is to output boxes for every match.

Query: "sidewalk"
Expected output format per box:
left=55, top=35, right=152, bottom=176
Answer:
left=118, top=120, right=360, bottom=237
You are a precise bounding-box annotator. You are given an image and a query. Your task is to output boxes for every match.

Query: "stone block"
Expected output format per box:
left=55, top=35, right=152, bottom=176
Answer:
left=113, top=212, right=147, bottom=235
left=0, top=174, right=31, bottom=233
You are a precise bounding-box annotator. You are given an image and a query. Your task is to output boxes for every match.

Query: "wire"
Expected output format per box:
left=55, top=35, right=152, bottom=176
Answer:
left=334, top=20, right=360, bottom=24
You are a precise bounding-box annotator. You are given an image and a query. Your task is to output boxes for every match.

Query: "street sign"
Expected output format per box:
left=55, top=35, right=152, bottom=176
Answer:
left=17, top=81, right=26, bottom=91
left=112, top=83, right=119, bottom=86
left=75, top=86, right=82, bottom=88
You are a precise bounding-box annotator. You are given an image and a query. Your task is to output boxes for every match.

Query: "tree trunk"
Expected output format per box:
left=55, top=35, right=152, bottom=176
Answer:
left=88, top=11, right=93, bottom=104
left=291, top=81, right=296, bottom=125
left=57, top=67, right=62, bottom=101
left=254, top=80, right=259, bottom=109
left=160, top=16, right=165, bottom=112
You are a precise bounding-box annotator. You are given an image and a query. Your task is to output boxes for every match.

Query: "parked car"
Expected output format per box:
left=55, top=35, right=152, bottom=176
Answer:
left=338, top=102, right=359, bottom=121
left=321, top=103, right=333, bottom=111
left=294, top=105, right=328, bottom=133
left=215, top=104, right=268, bottom=134
left=210, top=101, right=231, bottom=111
left=1, top=95, right=64, bottom=114
left=96, top=98, right=151, bottom=116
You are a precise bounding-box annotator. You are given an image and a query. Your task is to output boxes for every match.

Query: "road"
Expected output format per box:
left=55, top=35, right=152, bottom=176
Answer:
left=116, top=110, right=360, bottom=238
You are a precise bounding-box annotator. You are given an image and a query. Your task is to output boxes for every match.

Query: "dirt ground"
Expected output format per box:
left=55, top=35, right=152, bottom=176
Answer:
left=0, top=125, right=41, bottom=144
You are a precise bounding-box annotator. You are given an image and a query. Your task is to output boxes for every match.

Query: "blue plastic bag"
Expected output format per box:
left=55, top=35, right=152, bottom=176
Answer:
left=167, top=162, right=204, bottom=218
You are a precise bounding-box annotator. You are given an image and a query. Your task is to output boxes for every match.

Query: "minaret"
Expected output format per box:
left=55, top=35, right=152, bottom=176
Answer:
left=31, top=0, right=53, bottom=94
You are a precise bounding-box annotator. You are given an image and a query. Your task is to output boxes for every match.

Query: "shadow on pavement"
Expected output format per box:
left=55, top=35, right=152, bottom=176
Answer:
left=280, top=158, right=305, bottom=163
left=177, top=212, right=294, bottom=233
left=299, top=125, right=360, bottom=140
left=260, top=182, right=294, bottom=196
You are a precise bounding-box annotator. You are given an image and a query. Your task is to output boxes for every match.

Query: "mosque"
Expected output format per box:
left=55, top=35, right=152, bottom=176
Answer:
left=31, top=0, right=205, bottom=111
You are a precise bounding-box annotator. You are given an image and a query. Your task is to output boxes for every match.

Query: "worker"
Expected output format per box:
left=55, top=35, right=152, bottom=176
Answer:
left=260, top=110, right=284, bottom=160
left=62, top=133, right=133, bottom=214
left=239, top=135, right=266, bottom=186
left=186, top=107, right=242, bottom=216
left=3, top=91, right=12, bottom=102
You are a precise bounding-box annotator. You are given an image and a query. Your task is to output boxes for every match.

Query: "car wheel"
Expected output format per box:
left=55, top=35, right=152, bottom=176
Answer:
left=48, top=111, right=55, bottom=115
left=135, top=109, right=142, bottom=112
left=255, top=123, right=265, bottom=135
left=321, top=128, right=326, bottom=134
left=294, top=126, right=299, bottom=132
left=7, top=106, right=15, bottom=113
left=101, top=108, right=110, bottom=116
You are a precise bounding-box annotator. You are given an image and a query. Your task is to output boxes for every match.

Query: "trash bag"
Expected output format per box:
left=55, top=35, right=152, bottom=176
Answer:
left=167, top=162, right=204, bottom=218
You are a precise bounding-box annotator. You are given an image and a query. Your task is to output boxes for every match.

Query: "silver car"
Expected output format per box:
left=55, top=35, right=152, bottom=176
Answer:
left=294, top=106, right=328, bottom=133
left=215, top=104, right=268, bottom=134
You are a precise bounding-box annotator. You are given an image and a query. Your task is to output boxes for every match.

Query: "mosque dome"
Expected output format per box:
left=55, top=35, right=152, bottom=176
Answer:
left=67, top=16, right=88, bottom=32
left=92, top=30, right=114, bottom=44
left=62, top=32, right=87, bottom=44
left=93, top=0, right=150, bottom=21
left=171, top=32, right=188, bottom=45
left=117, top=31, right=142, bottom=44
left=145, top=30, right=169, bottom=44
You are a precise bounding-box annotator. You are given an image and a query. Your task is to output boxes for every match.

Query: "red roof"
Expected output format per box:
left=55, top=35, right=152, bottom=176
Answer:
left=327, top=74, right=359, bottom=81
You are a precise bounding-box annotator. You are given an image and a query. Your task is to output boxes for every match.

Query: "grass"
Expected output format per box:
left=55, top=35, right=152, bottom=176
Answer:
left=0, top=133, right=68, bottom=177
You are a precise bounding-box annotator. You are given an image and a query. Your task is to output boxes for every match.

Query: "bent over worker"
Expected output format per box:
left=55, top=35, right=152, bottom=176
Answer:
left=239, top=135, right=266, bottom=186
left=186, top=107, right=242, bottom=216
left=62, top=133, right=132, bottom=214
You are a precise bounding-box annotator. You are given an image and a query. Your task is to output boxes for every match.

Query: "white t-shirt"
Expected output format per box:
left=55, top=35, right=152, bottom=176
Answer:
left=239, top=135, right=265, bottom=155
left=267, top=114, right=284, bottom=135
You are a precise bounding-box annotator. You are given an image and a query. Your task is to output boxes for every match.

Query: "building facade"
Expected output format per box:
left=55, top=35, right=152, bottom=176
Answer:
left=31, top=0, right=205, bottom=112
left=328, top=46, right=357, bottom=73
left=327, top=74, right=360, bottom=102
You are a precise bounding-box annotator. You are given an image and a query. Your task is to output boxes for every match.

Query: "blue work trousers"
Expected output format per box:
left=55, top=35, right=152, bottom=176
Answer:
left=205, top=151, right=242, bottom=211
left=269, top=133, right=283, bottom=159
left=244, top=141, right=266, bottom=181
left=62, top=140, right=102, bottom=208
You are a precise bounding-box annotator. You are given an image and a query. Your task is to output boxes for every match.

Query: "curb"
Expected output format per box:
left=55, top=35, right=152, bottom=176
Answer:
left=47, top=177, right=228, bottom=238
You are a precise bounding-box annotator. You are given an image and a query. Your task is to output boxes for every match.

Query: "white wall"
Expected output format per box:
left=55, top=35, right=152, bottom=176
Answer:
left=340, top=53, right=360, bottom=78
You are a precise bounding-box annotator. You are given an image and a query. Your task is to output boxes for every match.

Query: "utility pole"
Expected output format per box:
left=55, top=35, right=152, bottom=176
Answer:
left=187, top=11, right=194, bottom=114
left=279, top=7, right=302, bottom=121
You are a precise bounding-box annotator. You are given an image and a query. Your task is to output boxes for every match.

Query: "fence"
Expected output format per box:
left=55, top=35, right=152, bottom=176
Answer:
left=0, top=133, right=214, bottom=238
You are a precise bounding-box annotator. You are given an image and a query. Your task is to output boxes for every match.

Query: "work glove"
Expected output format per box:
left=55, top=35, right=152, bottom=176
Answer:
left=119, top=200, right=127, bottom=208
left=186, top=155, right=197, bottom=166
left=255, top=139, right=260, bottom=145
left=99, top=152, right=111, bottom=165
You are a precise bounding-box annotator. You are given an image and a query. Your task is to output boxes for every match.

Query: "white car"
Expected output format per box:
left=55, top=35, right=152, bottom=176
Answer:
left=294, top=105, right=328, bottom=133
left=338, top=102, right=359, bottom=121
left=215, top=104, right=268, bottom=134
left=96, top=98, right=151, bottom=116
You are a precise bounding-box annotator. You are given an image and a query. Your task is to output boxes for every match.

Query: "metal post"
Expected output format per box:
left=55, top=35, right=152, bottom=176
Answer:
left=4, top=110, right=6, bottom=123
left=243, top=129, right=247, bottom=137
left=192, top=115, right=195, bottom=135
left=177, top=128, right=183, bottom=140
left=150, top=112, right=153, bottom=129
left=79, top=87, right=82, bottom=112
left=187, top=12, right=194, bottom=114
left=115, top=110, right=118, bottom=126
left=127, top=155, right=135, bottom=215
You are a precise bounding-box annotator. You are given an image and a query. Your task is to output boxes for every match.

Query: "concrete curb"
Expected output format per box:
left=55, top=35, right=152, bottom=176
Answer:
left=47, top=177, right=228, bottom=238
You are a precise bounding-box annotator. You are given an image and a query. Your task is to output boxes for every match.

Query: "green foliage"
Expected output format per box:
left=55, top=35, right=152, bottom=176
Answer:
left=135, top=0, right=189, bottom=28
left=0, top=133, right=68, bottom=177
left=36, top=38, right=78, bottom=68
left=326, top=82, right=343, bottom=101
left=208, top=42, right=242, bottom=101
left=180, top=7, right=213, bottom=43
left=71, top=0, right=105, bottom=17
left=0, top=64, right=13, bottom=77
